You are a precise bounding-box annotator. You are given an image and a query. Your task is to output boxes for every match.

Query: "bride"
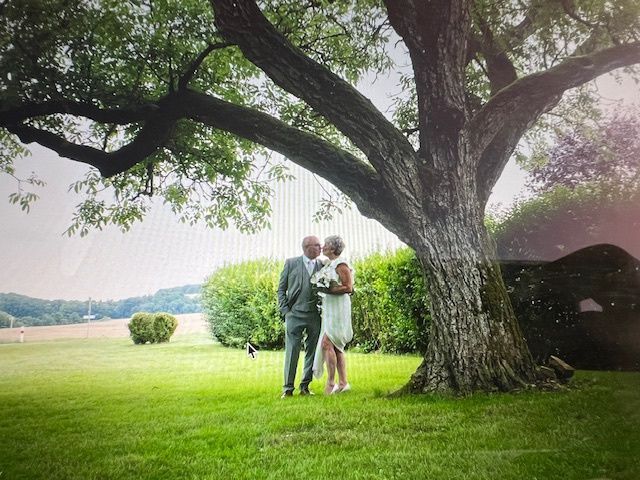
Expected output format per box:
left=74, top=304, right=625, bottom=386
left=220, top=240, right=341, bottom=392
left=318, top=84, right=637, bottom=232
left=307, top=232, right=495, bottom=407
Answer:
left=311, top=235, right=354, bottom=394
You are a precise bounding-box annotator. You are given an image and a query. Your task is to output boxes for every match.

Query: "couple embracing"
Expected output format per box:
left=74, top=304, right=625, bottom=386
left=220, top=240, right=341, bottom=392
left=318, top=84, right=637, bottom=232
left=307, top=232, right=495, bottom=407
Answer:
left=277, top=235, right=354, bottom=398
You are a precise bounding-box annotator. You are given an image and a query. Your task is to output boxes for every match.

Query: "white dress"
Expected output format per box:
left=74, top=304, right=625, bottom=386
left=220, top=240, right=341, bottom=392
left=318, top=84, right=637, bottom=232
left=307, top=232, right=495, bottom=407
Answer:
left=312, top=257, right=354, bottom=379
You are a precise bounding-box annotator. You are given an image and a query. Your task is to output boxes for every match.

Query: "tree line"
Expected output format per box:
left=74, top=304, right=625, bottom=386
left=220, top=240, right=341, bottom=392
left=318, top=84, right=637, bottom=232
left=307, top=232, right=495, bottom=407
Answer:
left=0, top=285, right=201, bottom=327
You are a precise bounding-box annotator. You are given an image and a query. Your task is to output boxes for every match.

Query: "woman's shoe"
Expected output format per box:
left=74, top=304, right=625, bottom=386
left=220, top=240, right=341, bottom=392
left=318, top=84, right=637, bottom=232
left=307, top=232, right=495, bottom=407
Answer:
left=333, top=383, right=351, bottom=394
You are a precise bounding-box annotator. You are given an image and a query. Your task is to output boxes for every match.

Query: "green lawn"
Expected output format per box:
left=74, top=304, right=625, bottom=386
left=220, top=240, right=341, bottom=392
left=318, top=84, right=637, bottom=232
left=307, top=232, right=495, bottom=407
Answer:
left=0, top=334, right=638, bottom=479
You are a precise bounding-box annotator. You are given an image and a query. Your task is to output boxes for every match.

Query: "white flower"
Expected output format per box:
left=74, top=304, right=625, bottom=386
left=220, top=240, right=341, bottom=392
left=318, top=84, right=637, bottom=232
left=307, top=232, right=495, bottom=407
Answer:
left=311, top=264, right=338, bottom=289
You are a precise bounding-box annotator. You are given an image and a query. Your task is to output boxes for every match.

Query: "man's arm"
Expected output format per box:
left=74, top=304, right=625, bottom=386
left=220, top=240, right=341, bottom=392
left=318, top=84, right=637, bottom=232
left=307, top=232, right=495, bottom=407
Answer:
left=277, top=259, right=290, bottom=316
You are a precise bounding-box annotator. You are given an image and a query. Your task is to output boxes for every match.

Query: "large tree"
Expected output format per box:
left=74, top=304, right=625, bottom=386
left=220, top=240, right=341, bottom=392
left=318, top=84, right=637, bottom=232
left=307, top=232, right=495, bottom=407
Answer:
left=2, top=0, right=639, bottom=394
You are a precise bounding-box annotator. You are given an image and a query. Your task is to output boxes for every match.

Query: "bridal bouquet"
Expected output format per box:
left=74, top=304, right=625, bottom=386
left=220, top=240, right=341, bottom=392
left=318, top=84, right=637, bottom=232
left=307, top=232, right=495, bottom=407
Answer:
left=310, top=262, right=338, bottom=293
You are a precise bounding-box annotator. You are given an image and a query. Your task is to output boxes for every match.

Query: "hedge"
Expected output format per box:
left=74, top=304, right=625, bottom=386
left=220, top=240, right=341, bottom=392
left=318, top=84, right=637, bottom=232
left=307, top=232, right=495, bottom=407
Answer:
left=202, top=249, right=430, bottom=353
left=351, top=249, right=429, bottom=353
left=201, top=260, right=283, bottom=349
left=492, top=183, right=640, bottom=261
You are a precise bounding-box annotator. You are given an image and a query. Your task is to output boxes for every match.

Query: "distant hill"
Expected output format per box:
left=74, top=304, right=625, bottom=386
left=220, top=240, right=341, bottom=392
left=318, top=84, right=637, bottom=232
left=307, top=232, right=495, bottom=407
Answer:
left=0, top=285, right=202, bottom=327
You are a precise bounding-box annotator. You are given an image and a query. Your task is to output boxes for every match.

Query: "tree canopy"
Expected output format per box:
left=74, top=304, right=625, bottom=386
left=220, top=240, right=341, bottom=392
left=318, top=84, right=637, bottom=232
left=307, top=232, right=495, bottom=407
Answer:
left=2, top=0, right=640, bottom=394
left=528, top=107, right=640, bottom=193
left=2, top=1, right=639, bottom=234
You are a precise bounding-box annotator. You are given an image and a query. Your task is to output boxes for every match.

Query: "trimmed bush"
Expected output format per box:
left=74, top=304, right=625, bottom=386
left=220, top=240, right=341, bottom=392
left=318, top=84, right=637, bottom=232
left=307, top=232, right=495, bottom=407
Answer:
left=153, top=312, right=178, bottom=342
left=351, top=249, right=430, bottom=353
left=128, top=313, right=155, bottom=344
left=202, top=249, right=430, bottom=353
left=202, top=259, right=283, bottom=349
left=128, top=312, right=178, bottom=344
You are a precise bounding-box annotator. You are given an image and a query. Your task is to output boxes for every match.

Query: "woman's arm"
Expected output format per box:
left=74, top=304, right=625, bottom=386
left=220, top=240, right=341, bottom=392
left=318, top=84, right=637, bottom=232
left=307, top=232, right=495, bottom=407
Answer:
left=329, top=263, right=353, bottom=294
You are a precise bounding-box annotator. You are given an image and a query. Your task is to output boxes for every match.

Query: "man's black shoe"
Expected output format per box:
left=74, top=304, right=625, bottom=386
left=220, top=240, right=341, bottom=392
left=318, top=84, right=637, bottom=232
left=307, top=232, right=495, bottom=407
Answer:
left=280, top=390, right=293, bottom=399
left=299, top=388, right=315, bottom=396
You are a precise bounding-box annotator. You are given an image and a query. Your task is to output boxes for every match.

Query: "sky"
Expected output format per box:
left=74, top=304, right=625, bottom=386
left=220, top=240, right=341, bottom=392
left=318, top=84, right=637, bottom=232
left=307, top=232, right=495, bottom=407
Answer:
left=0, top=73, right=638, bottom=302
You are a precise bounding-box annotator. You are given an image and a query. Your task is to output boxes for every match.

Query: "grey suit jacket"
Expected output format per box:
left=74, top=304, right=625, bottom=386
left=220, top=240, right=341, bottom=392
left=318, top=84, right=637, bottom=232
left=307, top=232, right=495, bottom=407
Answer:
left=277, top=256, right=321, bottom=316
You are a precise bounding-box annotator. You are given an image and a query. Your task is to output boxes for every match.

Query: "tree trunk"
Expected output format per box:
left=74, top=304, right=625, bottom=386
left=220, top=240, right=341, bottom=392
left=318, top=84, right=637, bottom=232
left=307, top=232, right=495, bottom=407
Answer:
left=402, top=188, right=538, bottom=395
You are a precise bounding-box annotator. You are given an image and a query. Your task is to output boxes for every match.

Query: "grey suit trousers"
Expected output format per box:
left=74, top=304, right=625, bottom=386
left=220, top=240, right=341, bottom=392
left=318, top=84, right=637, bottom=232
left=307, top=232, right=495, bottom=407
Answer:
left=283, top=309, right=321, bottom=393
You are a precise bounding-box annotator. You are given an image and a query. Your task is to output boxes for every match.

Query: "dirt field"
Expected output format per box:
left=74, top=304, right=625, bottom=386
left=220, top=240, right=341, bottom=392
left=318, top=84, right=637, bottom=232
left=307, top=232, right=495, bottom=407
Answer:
left=0, top=313, right=208, bottom=343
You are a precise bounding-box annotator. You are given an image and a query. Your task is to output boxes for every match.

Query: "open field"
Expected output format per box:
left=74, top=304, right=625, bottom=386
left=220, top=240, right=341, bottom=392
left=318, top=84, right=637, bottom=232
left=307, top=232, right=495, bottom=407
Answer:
left=1, top=334, right=639, bottom=479
left=0, top=313, right=207, bottom=343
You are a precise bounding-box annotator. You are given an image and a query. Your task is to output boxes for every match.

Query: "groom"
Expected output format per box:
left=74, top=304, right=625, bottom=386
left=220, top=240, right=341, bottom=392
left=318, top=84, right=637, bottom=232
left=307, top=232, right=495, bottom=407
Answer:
left=277, top=235, right=323, bottom=398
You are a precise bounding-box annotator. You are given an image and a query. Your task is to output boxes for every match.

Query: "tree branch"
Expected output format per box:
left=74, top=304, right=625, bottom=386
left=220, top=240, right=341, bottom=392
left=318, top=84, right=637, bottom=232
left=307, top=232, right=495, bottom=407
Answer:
left=505, top=3, right=545, bottom=49
left=177, top=41, right=233, bottom=90
left=384, top=0, right=470, bottom=164
left=559, top=0, right=599, bottom=30
left=1, top=88, right=406, bottom=232
left=209, top=0, right=418, bottom=192
left=0, top=99, right=158, bottom=126
left=175, top=89, right=404, bottom=228
left=474, top=15, right=518, bottom=95
left=466, top=3, right=548, bottom=67
left=475, top=97, right=561, bottom=206
left=4, top=106, right=176, bottom=177
left=472, top=42, right=640, bottom=199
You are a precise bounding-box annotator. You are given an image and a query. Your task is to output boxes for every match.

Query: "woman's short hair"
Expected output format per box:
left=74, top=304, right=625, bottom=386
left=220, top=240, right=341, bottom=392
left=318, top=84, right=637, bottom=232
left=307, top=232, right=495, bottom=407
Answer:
left=324, top=235, right=345, bottom=256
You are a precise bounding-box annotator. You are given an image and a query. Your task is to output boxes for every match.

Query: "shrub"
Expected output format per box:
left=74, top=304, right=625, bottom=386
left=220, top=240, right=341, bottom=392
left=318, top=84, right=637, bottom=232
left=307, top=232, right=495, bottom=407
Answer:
left=153, top=312, right=179, bottom=342
left=351, top=248, right=430, bottom=353
left=128, top=313, right=155, bottom=344
left=128, top=312, right=178, bottom=344
left=202, top=250, right=430, bottom=354
left=202, top=259, right=283, bottom=349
